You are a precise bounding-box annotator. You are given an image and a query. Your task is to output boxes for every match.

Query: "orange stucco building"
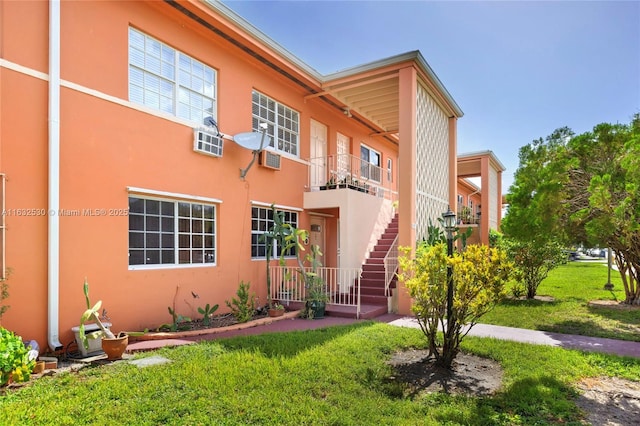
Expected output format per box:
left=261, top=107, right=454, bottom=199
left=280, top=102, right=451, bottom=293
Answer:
left=456, top=151, right=506, bottom=245
left=0, top=0, right=476, bottom=351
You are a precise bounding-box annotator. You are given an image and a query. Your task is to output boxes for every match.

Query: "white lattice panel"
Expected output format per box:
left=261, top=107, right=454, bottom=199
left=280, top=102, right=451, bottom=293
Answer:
left=489, top=167, right=499, bottom=230
left=415, top=85, right=450, bottom=240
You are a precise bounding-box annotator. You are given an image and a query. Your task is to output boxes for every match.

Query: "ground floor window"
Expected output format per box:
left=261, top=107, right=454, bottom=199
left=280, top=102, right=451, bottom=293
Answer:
left=251, top=206, right=298, bottom=259
left=129, top=196, right=216, bottom=267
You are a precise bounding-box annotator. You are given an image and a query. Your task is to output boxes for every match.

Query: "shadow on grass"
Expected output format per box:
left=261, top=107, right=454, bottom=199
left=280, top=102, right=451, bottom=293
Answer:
left=498, top=298, right=559, bottom=307
left=587, top=302, right=640, bottom=324
left=543, top=318, right=640, bottom=345
left=476, top=375, right=582, bottom=424
left=206, top=321, right=376, bottom=358
left=384, top=372, right=582, bottom=424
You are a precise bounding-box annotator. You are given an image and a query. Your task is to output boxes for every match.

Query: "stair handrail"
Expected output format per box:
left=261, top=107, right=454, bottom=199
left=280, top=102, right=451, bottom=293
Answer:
left=383, top=234, right=399, bottom=296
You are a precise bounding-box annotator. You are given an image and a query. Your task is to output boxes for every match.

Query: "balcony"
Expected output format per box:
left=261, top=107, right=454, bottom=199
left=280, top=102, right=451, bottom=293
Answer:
left=308, top=154, right=398, bottom=202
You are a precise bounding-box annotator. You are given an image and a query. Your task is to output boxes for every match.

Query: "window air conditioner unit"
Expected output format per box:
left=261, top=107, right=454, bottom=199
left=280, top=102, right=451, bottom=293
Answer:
left=193, top=128, right=223, bottom=158
left=259, top=150, right=281, bottom=170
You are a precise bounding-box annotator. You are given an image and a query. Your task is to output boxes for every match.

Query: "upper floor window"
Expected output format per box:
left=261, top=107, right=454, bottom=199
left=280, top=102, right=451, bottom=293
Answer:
left=129, top=196, right=216, bottom=267
left=387, top=158, right=393, bottom=183
left=251, top=206, right=298, bottom=259
left=252, top=91, right=299, bottom=157
left=360, top=144, right=381, bottom=182
left=128, top=27, right=217, bottom=126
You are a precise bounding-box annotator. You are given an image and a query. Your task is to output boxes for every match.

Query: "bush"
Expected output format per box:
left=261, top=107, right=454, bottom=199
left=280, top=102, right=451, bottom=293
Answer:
left=225, top=281, right=257, bottom=323
left=505, top=239, right=567, bottom=299
left=398, top=243, right=512, bottom=369
left=0, top=327, right=35, bottom=385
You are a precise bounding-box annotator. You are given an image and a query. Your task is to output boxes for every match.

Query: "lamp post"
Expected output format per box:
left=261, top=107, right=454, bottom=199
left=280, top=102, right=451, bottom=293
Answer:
left=442, top=207, right=457, bottom=327
left=604, top=247, right=614, bottom=290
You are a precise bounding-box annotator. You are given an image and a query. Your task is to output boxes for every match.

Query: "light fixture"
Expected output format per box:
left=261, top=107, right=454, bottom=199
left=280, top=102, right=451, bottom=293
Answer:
left=441, top=207, right=456, bottom=240
left=343, top=108, right=352, bottom=118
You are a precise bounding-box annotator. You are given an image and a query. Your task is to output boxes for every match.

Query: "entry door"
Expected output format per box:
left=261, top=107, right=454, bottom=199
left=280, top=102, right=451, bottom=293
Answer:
left=310, top=120, right=327, bottom=189
left=309, top=216, right=325, bottom=263
left=336, top=132, right=350, bottom=181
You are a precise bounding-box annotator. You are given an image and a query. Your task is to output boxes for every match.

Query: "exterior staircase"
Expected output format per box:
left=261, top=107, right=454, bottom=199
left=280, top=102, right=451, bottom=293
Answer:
left=327, top=214, right=398, bottom=319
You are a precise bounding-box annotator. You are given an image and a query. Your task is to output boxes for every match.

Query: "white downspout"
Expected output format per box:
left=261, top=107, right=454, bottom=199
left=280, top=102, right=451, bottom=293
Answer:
left=48, top=0, right=62, bottom=351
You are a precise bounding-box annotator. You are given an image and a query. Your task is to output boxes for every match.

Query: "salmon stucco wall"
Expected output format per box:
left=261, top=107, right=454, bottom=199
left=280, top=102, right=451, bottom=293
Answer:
left=0, top=0, right=407, bottom=346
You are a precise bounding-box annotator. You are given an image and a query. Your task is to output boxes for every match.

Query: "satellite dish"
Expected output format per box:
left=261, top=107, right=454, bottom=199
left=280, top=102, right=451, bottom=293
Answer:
left=234, top=132, right=271, bottom=151
left=233, top=128, right=272, bottom=179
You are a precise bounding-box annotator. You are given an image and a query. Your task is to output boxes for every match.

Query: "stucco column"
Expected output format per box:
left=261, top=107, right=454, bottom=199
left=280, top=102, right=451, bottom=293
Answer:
left=496, top=169, right=503, bottom=231
left=448, top=117, right=458, bottom=212
left=480, top=156, right=490, bottom=245
left=397, top=66, right=417, bottom=315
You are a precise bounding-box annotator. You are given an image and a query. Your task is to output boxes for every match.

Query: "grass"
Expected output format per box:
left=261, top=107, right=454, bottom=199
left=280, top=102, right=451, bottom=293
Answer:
left=482, top=261, right=640, bottom=342
left=1, top=323, right=639, bottom=425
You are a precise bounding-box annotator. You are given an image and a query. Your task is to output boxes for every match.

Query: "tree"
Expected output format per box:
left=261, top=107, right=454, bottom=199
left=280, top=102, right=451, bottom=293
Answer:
left=564, top=116, right=640, bottom=304
left=501, top=127, right=573, bottom=241
left=504, top=115, right=640, bottom=305
left=398, top=243, right=512, bottom=369
left=501, top=128, right=571, bottom=298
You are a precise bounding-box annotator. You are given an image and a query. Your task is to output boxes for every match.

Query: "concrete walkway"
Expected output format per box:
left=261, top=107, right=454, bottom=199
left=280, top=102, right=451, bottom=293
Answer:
left=128, top=314, right=640, bottom=360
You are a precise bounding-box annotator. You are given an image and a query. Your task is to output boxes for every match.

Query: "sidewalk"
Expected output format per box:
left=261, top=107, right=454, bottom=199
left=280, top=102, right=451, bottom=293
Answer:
left=129, top=313, right=640, bottom=360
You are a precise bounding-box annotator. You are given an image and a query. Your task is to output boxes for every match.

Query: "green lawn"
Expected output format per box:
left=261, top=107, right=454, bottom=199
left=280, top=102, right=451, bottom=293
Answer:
left=2, top=323, right=639, bottom=425
left=482, top=261, right=640, bottom=342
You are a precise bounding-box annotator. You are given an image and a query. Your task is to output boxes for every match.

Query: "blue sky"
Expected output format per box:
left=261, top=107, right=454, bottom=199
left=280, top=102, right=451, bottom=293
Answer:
left=220, top=0, right=640, bottom=192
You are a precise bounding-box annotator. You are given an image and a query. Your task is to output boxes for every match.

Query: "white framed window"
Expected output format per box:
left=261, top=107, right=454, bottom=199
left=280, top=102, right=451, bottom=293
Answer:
left=129, top=196, right=216, bottom=267
left=252, top=91, right=299, bottom=156
left=387, top=158, right=393, bottom=183
left=128, top=27, right=217, bottom=126
left=251, top=206, right=298, bottom=259
left=360, top=144, right=381, bottom=182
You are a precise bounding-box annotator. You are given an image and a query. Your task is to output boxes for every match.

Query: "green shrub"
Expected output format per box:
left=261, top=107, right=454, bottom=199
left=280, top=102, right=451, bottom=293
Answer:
left=225, top=281, right=256, bottom=323
left=0, top=327, right=35, bottom=385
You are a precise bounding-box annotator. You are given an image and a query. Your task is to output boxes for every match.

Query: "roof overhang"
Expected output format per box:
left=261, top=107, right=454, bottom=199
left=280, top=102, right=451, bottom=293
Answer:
left=183, top=1, right=463, bottom=143
left=457, top=150, right=506, bottom=179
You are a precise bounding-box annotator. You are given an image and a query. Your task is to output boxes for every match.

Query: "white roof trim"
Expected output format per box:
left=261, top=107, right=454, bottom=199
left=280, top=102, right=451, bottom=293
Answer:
left=250, top=200, right=303, bottom=212
left=127, top=187, right=223, bottom=204
left=205, top=1, right=462, bottom=117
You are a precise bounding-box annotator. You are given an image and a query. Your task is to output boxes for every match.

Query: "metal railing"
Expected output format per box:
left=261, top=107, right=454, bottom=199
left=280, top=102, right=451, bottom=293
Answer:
left=309, top=153, right=398, bottom=202
left=383, top=234, right=399, bottom=296
left=269, top=266, right=362, bottom=314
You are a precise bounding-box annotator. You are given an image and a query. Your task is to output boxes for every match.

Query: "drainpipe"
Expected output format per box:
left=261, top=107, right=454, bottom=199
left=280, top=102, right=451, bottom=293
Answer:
left=48, top=0, right=63, bottom=351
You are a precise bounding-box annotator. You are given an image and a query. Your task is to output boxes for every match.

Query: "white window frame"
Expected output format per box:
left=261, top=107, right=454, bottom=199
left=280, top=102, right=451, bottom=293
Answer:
left=251, top=206, right=298, bottom=259
left=252, top=90, right=299, bottom=157
left=128, top=196, right=217, bottom=269
left=360, top=144, right=382, bottom=183
left=387, top=158, right=393, bottom=183
left=128, top=27, right=217, bottom=126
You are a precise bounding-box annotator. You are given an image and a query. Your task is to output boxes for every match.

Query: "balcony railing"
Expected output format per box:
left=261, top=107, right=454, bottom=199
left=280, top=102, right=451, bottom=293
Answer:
left=269, top=266, right=362, bottom=315
left=309, top=154, right=398, bottom=202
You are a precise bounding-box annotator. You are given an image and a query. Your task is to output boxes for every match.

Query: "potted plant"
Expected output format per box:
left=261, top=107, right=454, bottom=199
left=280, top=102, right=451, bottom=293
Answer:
left=268, top=302, right=285, bottom=317
left=79, top=278, right=128, bottom=360
left=459, top=206, right=472, bottom=224
left=302, top=245, right=329, bottom=319
left=304, top=274, right=329, bottom=319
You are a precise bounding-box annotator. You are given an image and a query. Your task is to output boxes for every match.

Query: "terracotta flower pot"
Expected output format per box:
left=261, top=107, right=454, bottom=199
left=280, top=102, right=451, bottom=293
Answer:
left=268, top=308, right=285, bottom=317
left=101, top=333, right=128, bottom=360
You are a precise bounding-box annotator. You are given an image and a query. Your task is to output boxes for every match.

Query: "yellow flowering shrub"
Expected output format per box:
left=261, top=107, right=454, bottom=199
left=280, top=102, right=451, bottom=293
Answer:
left=398, top=243, right=512, bottom=368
